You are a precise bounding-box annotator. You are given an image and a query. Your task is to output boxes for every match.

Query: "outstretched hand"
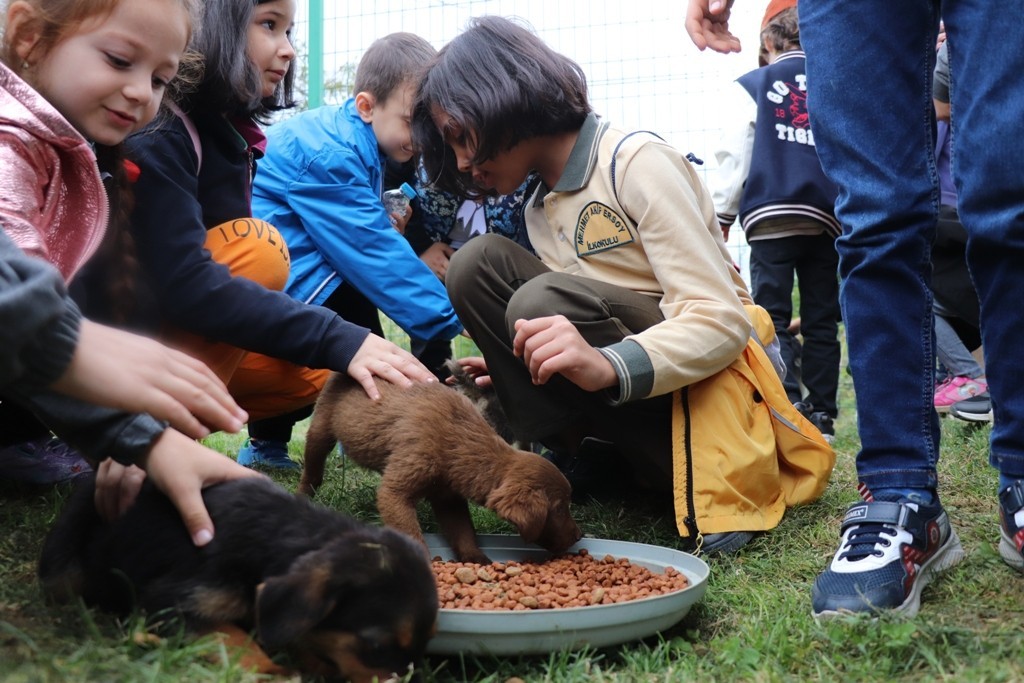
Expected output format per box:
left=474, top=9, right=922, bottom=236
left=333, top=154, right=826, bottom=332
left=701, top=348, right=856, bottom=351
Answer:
left=347, top=333, right=438, bottom=400
left=447, top=355, right=493, bottom=389
left=684, top=0, right=742, bottom=53
left=420, top=242, right=456, bottom=281
left=512, top=316, right=618, bottom=392
left=52, top=320, right=247, bottom=438
left=95, top=429, right=263, bottom=546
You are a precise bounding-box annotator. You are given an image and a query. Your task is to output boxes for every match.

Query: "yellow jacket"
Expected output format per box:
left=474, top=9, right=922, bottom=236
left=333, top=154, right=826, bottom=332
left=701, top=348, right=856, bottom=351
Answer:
left=673, top=305, right=834, bottom=539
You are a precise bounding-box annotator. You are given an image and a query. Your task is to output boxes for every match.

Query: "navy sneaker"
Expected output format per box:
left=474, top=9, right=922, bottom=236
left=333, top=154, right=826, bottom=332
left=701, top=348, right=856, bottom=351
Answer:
left=998, top=481, right=1024, bottom=572
left=236, top=438, right=299, bottom=470
left=0, top=436, right=92, bottom=485
left=793, top=401, right=814, bottom=418
left=808, top=411, right=835, bottom=444
left=812, top=499, right=965, bottom=617
left=948, top=393, right=993, bottom=424
left=700, top=530, right=756, bottom=555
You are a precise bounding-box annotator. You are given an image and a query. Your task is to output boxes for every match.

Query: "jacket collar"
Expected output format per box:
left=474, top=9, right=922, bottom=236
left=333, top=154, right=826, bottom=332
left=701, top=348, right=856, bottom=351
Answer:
left=551, top=112, right=608, bottom=193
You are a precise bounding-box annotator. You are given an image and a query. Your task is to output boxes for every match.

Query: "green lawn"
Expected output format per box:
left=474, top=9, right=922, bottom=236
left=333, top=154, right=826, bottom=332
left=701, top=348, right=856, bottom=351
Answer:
left=1, top=325, right=1021, bottom=682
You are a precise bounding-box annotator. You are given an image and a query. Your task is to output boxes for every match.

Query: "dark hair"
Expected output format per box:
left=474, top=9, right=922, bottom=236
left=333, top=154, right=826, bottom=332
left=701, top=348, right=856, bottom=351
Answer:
left=186, top=0, right=294, bottom=120
left=412, top=15, right=591, bottom=197
left=354, top=32, right=436, bottom=103
left=760, top=7, right=800, bottom=56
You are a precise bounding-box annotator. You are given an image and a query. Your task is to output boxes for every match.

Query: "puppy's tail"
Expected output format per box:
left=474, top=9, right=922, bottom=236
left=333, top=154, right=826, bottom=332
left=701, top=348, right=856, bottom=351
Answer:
left=38, top=473, right=100, bottom=603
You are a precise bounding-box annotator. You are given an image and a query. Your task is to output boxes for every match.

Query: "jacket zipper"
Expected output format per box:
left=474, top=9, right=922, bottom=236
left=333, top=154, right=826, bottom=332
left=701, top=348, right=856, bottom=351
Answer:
left=680, top=387, right=700, bottom=542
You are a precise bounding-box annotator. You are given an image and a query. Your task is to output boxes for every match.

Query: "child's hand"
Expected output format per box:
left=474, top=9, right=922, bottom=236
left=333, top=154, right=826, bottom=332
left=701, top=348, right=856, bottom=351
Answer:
left=52, top=320, right=247, bottom=438
left=346, top=333, right=437, bottom=400
left=420, top=242, right=456, bottom=280
left=390, top=205, right=413, bottom=234
left=512, top=316, right=618, bottom=391
left=447, top=355, right=493, bottom=389
left=95, top=429, right=263, bottom=547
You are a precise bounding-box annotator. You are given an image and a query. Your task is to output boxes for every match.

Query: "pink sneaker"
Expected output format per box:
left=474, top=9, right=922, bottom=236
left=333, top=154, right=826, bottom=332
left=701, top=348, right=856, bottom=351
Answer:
left=934, top=376, right=988, bottom=413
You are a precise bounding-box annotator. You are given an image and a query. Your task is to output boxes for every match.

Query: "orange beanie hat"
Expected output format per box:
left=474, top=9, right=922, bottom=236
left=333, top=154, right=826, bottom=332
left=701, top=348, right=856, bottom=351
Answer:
left=761, top=0, right=797, bottom=29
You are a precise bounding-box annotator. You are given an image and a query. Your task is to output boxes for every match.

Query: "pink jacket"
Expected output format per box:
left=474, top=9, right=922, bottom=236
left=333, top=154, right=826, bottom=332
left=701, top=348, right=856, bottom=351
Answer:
left=0, top=61, right=107, bottom=282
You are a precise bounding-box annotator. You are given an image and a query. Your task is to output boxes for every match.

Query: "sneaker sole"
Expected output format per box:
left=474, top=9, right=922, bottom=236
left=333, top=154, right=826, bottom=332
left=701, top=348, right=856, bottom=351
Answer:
left=999, top=529, right=1024, bottom=572
left=948, top=409, right=993, bottom=423
left=814, top=529, right=966, bottom=619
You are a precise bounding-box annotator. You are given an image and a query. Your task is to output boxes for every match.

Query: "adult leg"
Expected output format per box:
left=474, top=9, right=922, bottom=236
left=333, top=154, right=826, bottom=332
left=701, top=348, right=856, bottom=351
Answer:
left=803, top=0, right=941, bottom=495
left=933, top=313, right=982, bottom=381
left=944, top=1, right=1024, bottom=569
left=802, top=0, right=964, bottom=616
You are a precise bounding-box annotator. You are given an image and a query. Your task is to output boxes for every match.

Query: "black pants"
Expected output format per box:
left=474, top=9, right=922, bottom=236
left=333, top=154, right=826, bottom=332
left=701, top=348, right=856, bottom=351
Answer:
left=748, top=232, right=841, bottom=416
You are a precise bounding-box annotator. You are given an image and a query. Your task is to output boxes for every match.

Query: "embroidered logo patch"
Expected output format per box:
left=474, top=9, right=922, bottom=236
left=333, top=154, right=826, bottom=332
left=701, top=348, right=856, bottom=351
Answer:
left=575, top=202, right=634, bottom=257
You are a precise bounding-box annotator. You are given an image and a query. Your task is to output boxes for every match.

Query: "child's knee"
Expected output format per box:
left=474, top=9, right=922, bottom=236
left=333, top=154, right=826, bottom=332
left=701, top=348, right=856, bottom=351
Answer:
left=204, top=218, right=291, bottom=291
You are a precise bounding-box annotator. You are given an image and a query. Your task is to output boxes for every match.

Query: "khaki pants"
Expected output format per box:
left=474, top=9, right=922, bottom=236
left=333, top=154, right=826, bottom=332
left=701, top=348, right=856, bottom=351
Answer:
left=446, top=234, right=672, bottom=492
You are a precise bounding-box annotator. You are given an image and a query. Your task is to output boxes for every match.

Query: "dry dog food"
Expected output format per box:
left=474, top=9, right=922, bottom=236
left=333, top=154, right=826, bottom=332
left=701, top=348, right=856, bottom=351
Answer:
left=432, top=548, right=689, bottom=610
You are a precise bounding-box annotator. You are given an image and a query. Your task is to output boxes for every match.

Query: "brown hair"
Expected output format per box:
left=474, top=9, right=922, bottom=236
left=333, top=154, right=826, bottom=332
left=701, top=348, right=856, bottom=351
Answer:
left=760, top=6, right=801, bottom=56
left=1, top=0, right=199, bottom=67
left=354, top=32, right=436, bottom=104
left=1, top=0, right=200, bottom=323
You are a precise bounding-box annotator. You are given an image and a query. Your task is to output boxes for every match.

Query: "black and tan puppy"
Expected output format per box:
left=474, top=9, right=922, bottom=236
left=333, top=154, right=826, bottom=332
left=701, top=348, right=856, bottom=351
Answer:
left=298, top=373, right=583, bottom=564
left=39, top=475, right=438, bottom=683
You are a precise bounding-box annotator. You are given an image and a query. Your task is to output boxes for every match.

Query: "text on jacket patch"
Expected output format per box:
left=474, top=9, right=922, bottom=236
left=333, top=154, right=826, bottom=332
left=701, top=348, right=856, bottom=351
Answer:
left=768, top=73, right=815, bottom=146
left=575, top=201, right=635, bottom=257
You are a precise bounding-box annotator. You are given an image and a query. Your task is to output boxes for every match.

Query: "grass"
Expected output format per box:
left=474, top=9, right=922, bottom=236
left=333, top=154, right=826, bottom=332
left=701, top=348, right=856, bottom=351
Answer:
left=2, top=324, right=1022, bottom=682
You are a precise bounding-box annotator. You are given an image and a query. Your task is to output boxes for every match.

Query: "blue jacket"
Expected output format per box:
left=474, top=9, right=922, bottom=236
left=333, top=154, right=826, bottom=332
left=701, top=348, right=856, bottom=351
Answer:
left=253, top=100, right=462, bottom=342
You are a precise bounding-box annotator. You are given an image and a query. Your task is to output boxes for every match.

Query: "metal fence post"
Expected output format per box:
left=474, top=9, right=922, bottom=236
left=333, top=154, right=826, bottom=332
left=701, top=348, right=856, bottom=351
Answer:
left=307, top=0, right=323, bottom=108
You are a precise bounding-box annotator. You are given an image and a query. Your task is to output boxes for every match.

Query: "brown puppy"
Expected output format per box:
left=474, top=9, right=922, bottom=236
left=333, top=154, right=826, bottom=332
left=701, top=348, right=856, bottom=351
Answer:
left=299, top=373, right=583, bottom=564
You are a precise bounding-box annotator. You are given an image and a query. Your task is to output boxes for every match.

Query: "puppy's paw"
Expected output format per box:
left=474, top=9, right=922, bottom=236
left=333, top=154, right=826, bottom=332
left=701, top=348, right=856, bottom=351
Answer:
left=456, top=550, right=493, bottom=565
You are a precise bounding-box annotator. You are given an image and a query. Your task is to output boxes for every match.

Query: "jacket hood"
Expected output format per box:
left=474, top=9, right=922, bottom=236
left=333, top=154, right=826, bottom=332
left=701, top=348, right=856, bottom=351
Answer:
left=0, top=60, right=107, bottom=282
left=0, top=61, right=91, bottom=155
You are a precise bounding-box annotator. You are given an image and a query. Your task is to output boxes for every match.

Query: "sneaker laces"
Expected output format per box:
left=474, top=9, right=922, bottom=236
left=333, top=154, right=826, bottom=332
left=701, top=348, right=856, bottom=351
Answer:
left=838, top=523, right=898, bottom=562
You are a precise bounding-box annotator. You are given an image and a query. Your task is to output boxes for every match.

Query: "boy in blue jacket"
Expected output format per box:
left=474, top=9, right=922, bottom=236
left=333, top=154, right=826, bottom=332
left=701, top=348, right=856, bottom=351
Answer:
left=249, top=33, right=462, bottom=459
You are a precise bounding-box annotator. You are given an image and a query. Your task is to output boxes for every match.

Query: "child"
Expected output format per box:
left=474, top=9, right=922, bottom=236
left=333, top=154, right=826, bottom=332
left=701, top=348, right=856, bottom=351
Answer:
left=707, top=6, right=841, bottom=442
left=98, top=1, right=434, bottom=470
left=250, top=31, right=462, bottom=445
left=414, top=16, right=834, bottom=553
left=0, top=0, right=258, bottom=545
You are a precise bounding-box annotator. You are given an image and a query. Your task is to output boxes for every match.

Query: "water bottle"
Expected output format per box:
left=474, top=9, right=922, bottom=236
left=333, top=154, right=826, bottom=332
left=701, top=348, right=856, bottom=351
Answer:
left=382, top=182, right=417, bottom=216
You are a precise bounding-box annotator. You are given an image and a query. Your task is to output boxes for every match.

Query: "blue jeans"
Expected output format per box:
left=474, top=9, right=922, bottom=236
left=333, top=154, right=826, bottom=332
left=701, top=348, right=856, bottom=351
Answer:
left=800, top=0, right=1024, bottom=487
left=934, top=314, right=982, bottom=380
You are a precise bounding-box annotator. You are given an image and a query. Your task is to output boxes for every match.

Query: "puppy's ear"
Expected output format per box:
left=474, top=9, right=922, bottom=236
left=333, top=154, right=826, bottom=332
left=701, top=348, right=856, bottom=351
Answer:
left=486, top=484, right=549, bottom=544
left=254, top=538, right=399, bottom=650
left=254, top=548, right=338, bottom=650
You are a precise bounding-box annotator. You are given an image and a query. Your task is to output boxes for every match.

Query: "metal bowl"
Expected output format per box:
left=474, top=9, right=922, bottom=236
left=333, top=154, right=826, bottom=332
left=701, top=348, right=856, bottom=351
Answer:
left=425, top=534, right=710, bottom=655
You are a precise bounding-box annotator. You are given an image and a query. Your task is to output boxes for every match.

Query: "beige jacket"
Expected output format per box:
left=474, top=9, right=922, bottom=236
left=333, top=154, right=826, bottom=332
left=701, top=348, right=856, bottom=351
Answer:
left=525, top=114, right=833, bottom=537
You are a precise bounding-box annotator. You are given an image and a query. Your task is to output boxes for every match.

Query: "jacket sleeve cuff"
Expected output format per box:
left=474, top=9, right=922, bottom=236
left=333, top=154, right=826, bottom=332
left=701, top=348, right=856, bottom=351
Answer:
left=22, top=301, right=82, bottom=391
left=597, top=339, right=655, bottom=405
